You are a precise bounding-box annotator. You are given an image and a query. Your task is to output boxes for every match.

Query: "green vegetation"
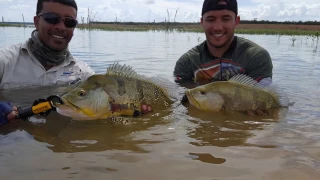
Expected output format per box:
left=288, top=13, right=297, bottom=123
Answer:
left=76, top=24, right=320, bottom=36
left=173, top=28, right=319, bottom=36
left=234, top=29, right=320, bottom=36
left=1, top=21, right=319, bottom=36
left=0, top=23, right=25, bottom=27
left=76, top=20, right=320, bottom=35
left=240, top=20, right=320, bottom=25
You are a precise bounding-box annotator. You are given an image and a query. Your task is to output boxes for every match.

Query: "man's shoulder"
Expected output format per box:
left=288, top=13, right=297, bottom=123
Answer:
left=180, top=41, right=205, bottom=60
left=190, top=41, right=206, bottom=53
left=0, top=41, right=27, bottom=65
left=0, top=42, right=25, bottom=53
left=237, top=36, right=267, bottom=50
left=236, top=36, right=270, bottom=56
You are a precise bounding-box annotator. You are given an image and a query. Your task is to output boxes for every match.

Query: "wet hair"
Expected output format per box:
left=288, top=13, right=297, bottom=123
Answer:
left=36, top=0, right=78, bottom=15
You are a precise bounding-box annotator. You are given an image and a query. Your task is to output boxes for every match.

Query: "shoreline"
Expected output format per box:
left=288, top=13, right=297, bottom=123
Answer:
left=77, top=23, right=320, bottom=36
left=1, top=23, right=319, bottom=36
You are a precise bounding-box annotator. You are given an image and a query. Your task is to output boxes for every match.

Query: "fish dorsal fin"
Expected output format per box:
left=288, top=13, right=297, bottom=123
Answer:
left=106, top=62, right=142, bottom=79
left=228, top=74, right=264, bottom=89
left=228, top=74, right=290, bottom=107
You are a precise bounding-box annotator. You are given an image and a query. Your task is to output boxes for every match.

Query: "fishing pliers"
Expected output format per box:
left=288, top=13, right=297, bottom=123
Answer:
left=15, top=95, right=64, bottom=120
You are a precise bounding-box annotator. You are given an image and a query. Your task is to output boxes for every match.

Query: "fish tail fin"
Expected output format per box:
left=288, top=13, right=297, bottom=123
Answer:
left=145, top=76, right=181, bottom=101
left=263, top=83, right=290, bottom=107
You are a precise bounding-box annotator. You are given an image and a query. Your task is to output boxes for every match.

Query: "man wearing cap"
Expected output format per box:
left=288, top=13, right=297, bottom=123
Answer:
left=174, top=0, right=272, bottom=86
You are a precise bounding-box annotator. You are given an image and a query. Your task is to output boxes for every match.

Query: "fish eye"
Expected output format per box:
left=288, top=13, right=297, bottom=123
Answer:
left=200, top=91, right=206, bottom=95
left=77, top=90, right=87, bottom=97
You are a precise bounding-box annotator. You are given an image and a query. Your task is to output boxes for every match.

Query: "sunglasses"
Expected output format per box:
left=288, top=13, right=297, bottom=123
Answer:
left=38, top=12, right=78, bottom=28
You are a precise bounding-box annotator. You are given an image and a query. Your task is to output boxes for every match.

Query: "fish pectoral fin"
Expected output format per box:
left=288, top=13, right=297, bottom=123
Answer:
left=209, top=92, right=225, bottom=112
left=111, top=103, right=140, bottom=116
left=117, top=109, right=137, bottom=116
left=112, top=108, right=141, bottom=117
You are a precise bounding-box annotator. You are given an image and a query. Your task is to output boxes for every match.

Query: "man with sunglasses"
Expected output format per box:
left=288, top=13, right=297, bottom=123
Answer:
left=0, top=0, right=95, bottom=125
left=174, top=0, right=273, bottom=116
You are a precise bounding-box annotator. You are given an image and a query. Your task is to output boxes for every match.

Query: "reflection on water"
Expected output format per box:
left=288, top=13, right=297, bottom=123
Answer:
left=0, top=85, right=72, bottom=107
left=0, top=83, right=174, bottom=153
left=0, top=27, right=320, bottom=179
left=189, top=152, right=226, bottom=164
left=186, top=104, right=288, bottom=148
left=2, top=112, right=171, bottom=153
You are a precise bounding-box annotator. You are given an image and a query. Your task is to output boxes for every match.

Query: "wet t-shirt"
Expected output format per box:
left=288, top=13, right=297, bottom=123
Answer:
left=173, top=36, right=273, bottom=83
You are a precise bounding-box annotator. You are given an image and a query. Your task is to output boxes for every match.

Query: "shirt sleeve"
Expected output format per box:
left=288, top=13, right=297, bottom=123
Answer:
left=259, top=77, right=272, bottom=86
left=246, top=48, right=273, bottom=81
left=0, top=46, right=16, bottom=83
left=173, top=53, right=195, bottom=82
left=0, top=56, right=5, bottom=83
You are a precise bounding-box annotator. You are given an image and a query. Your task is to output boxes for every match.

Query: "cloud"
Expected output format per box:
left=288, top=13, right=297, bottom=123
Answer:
left=8, top=4, right=31, bottom=10
left=239, top=2, right=320, bottom=21
left=145, top=0, right=155, bottom=5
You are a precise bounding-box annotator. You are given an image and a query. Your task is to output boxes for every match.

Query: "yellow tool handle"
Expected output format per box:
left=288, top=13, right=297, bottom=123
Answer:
left=32, top=101, right=53, bottom=114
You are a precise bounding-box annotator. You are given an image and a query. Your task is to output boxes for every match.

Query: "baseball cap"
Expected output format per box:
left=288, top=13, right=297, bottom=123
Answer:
left=202, top=0, right=238, bottom=16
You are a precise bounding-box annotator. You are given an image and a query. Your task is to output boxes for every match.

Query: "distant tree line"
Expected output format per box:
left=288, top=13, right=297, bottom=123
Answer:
left=91, top=20, right=320, bottom=25
left=90, top=20, right=320, bottom=26
left=241, top=20, right=320, bottom=25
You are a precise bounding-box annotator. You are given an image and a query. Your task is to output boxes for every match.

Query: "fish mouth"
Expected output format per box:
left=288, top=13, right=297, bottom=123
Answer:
left=55, top=98, right=88, bottom=119
left=56, top=98, right=81, bottom=111
left=185, top=90, right=202, bottom=109
left=55, top=98, right=113, bottom=120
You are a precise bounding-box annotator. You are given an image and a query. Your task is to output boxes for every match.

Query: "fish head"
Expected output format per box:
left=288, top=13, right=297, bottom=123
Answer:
left=185, top=84, right=224, bottom=112
left=56, top=75, right=112, bottom=120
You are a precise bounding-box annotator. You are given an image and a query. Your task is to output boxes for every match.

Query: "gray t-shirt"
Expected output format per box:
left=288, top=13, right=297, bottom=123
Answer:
left=174, top=36, right=273, bottom=84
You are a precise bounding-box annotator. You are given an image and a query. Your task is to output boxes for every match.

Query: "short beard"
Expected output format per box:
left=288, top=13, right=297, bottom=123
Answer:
left=207, top=34, right=234, bottom=49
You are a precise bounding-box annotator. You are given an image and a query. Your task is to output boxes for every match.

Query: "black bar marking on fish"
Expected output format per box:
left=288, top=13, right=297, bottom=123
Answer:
left=117, top=79, right=126, bottom=96
left=252, top=91, right=261, bottom=108
left=154, top=87, right=159, bottom=100
left=111, top=104, right=129, bottom=113
left=136, top=80, right=144, bottom=102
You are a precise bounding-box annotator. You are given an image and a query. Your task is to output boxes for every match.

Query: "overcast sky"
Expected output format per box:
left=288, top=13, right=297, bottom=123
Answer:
left=0, top=0, right=319, bottom=23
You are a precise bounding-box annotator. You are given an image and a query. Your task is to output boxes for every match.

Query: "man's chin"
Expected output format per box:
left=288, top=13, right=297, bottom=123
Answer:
left=208, top=36, right=234, bottom=49
left=48, top=41, right=68, bottom=51
left=212, top=44, right=227, bottom=49
left=209, top=37, right=232, bottom=48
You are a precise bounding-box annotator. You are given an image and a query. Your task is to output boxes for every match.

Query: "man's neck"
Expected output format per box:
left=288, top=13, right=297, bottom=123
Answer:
left=207, top=36, right=235, bottom=58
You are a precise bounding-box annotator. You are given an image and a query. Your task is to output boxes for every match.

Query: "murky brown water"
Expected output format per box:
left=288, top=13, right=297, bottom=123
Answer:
left=0, top=27, right=320, bottom=180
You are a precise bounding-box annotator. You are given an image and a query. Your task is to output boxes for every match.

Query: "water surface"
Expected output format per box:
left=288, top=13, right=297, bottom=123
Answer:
left=0, top=27, right=320, bottom=180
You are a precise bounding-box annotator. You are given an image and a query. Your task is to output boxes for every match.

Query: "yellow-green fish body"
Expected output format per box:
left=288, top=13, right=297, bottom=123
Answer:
left=185, top=74, right=289, bottom=112
left=56, top=63, right=177, bottom=120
